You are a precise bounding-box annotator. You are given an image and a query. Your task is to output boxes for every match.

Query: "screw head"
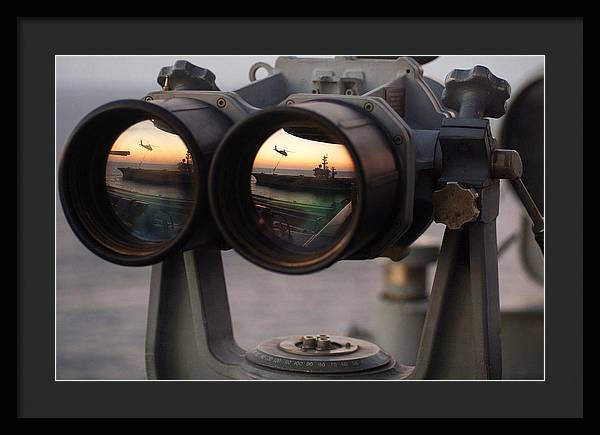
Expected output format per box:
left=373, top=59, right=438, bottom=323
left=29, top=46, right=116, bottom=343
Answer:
left=363, top=101, right=374, bottom=112
left=144, top=96, right=153, bottom=102
left=286, top=99, right=295, bottom=105
left=393, top=135, right=404, bottom=145
left=216, top=98, right=226, bottom=108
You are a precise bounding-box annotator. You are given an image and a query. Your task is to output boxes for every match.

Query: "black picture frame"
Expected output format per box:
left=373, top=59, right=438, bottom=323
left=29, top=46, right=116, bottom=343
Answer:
left=17, top=17, right=583, bottom=418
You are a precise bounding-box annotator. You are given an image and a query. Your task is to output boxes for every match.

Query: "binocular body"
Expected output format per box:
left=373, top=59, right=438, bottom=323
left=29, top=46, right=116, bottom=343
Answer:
left=59, top=56, right=453, bottom=273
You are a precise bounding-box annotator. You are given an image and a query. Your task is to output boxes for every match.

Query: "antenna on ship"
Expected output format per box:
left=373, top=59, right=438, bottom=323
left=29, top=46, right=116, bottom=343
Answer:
left=178, top=150, right=193, bottom=172
left=137, top=152, right=148, bottom=169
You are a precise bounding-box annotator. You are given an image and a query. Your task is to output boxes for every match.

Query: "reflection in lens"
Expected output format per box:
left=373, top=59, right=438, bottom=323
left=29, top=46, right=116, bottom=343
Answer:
left=105, top=120, right=197, bottom=242
left=251, top=128, right=356, bottom=252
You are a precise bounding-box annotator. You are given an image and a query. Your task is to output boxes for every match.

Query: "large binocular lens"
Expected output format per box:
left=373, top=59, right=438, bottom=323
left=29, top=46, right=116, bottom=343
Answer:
left=59, top=98, right=232, bottom=266
left=209, top=101, right=402, bottom=274
left=60, top=97, right=405, bottom=272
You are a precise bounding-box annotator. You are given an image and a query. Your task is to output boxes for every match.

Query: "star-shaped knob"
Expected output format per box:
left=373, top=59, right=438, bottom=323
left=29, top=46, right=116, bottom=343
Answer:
left=157, top=60, right=219, bottom=91
left=442, top=65, right=511, bottom=119
left=432, top=183, right=480, bottom=230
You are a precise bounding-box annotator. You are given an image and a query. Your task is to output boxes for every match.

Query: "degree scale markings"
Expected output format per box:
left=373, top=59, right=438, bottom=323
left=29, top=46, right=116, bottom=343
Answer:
left=246, top=335, right=391, bottom=374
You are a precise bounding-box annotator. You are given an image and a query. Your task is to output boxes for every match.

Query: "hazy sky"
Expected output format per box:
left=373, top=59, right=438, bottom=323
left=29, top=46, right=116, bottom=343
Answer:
left=253, top=129, right=354, bottom=171
left=56, top=56, right=544, bottom=156
left=109, top=120, right=188, bottom=165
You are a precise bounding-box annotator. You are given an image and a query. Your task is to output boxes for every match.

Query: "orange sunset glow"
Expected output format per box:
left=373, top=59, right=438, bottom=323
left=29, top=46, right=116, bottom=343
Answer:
left=253, top=129, right=355, bottom=171
left=108, top=120, right=188, bottom=165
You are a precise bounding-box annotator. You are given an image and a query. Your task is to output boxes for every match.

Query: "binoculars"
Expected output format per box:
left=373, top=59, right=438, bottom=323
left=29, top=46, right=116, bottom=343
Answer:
left=60, top=56, right=527, bottom=274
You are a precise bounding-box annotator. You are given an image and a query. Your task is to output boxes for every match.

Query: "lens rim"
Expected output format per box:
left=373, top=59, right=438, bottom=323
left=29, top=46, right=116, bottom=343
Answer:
left=209, top=102, right=393, bottom=274
left=59, top=99, right=207, bottom=266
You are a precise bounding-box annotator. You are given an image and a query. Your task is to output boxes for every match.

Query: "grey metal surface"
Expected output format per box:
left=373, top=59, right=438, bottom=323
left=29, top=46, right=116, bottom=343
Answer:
left=274, top=56, right=424, bottom=96
left=145, top=250, right=246, bottom=380
left=145, top=246, right=405, bottom=379
left=409, top=222, right=502, bottom=380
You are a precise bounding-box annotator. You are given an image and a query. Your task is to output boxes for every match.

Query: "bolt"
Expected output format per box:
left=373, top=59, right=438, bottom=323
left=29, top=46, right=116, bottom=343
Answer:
left=363, top=101, right=374, bottom=112
left=286, top=99, right=295, bottom=105
left=393, top=135, right=404, bottom=145
left=216, top=98, right=226, bottom=108
left=144, top=96, right=153, bottom=102
left=345, top=88, right=354, bottom=96
left=301, top=335, right=317, bottom=349
left=316, top=336, right=332, bottom=351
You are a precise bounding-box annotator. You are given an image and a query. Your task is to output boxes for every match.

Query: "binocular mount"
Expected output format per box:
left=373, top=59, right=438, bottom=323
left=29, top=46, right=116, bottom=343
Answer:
left=138, top=61, right=542, bottom=380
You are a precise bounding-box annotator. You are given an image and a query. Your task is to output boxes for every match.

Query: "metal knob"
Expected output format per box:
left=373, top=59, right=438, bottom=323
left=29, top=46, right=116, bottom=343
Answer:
left=432, top=183, right=480, bottom=230
left=441, top=65, right=511, bottom=118
left=157, top=60, right=219, bottom=91
left=491, top=149, right=523, bottom=180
